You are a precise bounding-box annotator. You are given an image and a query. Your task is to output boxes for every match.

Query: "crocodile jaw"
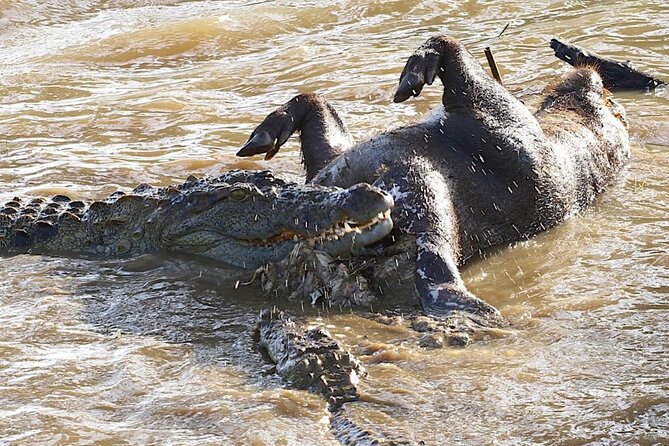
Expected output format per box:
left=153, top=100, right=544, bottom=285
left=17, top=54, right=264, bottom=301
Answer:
left=175, top=209, right=393, bottom=269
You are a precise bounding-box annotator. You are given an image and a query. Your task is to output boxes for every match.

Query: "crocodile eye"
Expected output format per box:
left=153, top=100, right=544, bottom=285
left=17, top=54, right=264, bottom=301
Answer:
left=229, top=188, right=248, bottom=201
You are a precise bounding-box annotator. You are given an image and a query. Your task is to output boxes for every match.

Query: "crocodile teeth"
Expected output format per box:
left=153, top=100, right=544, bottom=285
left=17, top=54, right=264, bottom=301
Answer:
left=246, top=208, right=392, bottom=248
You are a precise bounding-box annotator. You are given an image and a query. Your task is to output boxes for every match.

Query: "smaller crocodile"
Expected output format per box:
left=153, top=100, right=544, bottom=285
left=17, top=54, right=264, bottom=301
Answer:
left=256, top=309, right=417, bottom=445
left=0, top=170, right=393, bottom=268
left=256, top=308, right=366, bottom=410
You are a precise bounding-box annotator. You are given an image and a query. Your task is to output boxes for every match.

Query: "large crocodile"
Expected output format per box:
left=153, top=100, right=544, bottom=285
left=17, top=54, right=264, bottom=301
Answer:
left=0, top=170, right=393, bottom=267
left=239, top=35, right=635, bottom=322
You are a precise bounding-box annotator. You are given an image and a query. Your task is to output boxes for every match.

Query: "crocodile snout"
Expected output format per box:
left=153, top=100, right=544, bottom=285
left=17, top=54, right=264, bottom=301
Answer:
left=341, top=183, right=394, bottom=222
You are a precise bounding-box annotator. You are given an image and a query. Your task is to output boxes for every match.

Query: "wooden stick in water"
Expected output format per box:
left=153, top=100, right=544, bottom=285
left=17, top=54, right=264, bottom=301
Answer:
left=485, top=47, right=503, bottom=84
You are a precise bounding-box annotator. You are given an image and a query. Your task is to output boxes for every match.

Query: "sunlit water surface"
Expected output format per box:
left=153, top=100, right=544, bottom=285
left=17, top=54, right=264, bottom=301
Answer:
left=0, top=1, right=668, bottom=445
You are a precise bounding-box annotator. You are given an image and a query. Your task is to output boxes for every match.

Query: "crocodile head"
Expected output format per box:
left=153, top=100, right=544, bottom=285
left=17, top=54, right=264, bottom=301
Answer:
left=157, top=170, right=393, bottom=268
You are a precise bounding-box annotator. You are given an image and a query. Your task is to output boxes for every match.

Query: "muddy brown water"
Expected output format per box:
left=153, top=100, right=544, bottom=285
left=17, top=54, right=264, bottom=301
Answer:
left=1, top=1, right=668, bottom=445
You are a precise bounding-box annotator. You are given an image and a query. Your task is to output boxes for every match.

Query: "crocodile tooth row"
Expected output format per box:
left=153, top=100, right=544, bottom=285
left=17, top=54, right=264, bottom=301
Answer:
left=251, top=210, right=391, bottom=248
left=310, top=210, right=391, bottom=246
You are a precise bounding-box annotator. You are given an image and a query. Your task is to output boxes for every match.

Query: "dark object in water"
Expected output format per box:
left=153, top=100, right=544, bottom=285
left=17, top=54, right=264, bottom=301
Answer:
left=551, top=38, right=665, bottom=90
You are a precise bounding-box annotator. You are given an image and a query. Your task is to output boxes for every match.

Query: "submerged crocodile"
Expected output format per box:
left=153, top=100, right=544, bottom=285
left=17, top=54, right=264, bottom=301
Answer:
left=239, top=36, right=636, bottom=322
left=256, top=309, right=417, bottom=445
left=0, top=170, right=393, bottom=266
